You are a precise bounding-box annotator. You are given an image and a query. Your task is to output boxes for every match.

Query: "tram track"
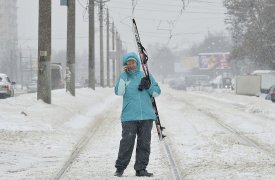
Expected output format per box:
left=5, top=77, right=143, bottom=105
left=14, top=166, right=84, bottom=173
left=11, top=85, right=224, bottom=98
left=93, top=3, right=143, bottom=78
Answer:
left=162, top=136, right=183, bottom=180
left=52, top=114, right=106, bottom=180
left=52, top=88, right=275, bottom=180
left=53, top=88, right=275, bottom=180
left=52, top=104, right=182, bottom=179
left=181, top=97, right=275, bottom=159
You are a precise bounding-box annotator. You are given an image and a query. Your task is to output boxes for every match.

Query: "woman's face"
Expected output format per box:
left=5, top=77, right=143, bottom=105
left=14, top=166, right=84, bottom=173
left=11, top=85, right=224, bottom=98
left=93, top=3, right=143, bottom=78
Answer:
left=126, top=60, right=137, bottom=71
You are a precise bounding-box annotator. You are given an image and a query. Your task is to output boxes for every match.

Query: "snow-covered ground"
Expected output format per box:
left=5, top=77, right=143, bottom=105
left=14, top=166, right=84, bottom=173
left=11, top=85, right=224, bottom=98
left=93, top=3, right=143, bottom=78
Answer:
left=0, top=85, right=275, bottom=179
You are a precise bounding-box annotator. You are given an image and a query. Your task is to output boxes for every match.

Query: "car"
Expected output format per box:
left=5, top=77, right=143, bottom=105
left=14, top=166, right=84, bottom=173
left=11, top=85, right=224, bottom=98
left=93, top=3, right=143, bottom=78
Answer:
left=222, top=77, right=232, bottom=89
left=265, top=84, right=275, bottom=102
left=0, top=73, right=16, bottom=98
left=169, top=79, right=186, bottom=90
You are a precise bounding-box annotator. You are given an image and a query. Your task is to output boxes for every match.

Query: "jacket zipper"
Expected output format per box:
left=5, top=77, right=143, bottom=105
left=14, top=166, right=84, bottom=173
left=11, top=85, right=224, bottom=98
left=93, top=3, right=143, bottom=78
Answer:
left=139, top=93, right=143, bottom=120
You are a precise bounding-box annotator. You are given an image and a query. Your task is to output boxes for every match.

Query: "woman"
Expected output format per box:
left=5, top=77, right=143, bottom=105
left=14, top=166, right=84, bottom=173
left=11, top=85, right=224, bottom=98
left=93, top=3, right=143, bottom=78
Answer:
left=114, top=52, right=161, bottom=177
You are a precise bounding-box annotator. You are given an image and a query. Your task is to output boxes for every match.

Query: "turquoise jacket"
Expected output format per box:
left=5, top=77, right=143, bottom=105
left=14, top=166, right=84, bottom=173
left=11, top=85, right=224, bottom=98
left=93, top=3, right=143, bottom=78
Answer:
left=115, top=52, right=161, bottom=122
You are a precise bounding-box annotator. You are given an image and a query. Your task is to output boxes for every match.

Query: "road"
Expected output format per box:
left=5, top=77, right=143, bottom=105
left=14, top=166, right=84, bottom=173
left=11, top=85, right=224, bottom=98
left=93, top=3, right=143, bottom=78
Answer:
left=1, top=86, right=275, bottom=179
left=157, top=87, right=275, bottom=179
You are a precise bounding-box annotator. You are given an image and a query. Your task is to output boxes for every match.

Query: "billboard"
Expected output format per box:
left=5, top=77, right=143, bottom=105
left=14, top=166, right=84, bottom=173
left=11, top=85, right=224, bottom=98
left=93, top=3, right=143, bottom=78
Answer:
left=198, top=52, right=230, bottom=69
left=174, top=56, right=199, bottom=73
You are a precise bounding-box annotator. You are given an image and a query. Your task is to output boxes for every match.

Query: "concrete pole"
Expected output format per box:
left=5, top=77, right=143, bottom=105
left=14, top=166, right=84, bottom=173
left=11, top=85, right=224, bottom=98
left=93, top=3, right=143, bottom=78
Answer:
left=89, top=0, right=95, bottom=90
left=116, top=31, right=121, bottom=80
left=9, top=50, right=15, bottom=81
left=119, top=39, right=123, bottom=73
left=38, top=0, right=51, bottom=104
left=15, top=50, right=18, bottom=83
left=99, top=0, right=104, bottom=87
left=106, top=8, right=110, bottom=87
left=66, top=0, right=76, bottom=96
left=19, top=51, right=23, bottom=90
left=112, top=22, right=116, bottom=86
left=30, top=54, right=33, bottom=80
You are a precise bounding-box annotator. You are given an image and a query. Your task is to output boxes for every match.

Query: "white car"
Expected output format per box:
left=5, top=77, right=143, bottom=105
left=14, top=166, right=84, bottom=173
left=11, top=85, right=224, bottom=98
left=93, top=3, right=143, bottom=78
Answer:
left=0, top=73, right=16, bottom=98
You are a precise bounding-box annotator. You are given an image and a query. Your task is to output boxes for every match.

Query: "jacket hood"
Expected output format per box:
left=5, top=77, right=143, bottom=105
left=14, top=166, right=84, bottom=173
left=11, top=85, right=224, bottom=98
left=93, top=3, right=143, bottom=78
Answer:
left=122, top=52, right=141, bottom=74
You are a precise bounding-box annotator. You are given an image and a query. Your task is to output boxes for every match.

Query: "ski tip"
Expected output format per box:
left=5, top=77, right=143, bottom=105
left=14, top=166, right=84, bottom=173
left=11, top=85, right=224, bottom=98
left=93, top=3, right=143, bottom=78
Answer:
left=133, top=19, right=136, bottom=23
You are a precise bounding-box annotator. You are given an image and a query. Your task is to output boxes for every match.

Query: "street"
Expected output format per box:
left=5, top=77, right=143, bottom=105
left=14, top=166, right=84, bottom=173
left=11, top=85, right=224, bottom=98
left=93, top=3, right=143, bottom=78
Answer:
left=1, top=86, right=275, bottom=179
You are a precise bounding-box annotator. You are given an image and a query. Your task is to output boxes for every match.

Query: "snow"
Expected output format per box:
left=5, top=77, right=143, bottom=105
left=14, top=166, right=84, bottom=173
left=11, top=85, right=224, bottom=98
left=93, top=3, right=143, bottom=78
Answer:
left=1, top=86, right=275, bottom=179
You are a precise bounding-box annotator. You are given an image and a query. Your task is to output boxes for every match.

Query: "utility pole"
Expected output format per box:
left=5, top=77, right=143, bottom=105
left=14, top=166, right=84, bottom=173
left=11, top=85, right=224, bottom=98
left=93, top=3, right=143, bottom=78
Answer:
left=19, top=51, right=23, bottom=90
left=10, top=50, right=15, bottom=81
left=112, top=22, right=116, bottom=86
left=29, top=54, right=32, bottom=80
left=119, top=39, right=123, bottom=74
left=66, top=0, right=76, bottom=96
left=89, top=0, right=95, bottom=90
left=116, top=31, right=121, bottom=80
left=38, top=0, right=51, bottom=104
left=99, top=0, right=104, bottom=87
left=106, top=8, right=110, bottom=87
left=14, top=50, right=18, bottom=83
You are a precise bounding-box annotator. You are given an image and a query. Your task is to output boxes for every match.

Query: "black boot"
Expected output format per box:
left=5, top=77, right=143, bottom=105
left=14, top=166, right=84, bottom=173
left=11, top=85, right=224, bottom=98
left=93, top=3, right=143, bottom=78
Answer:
left=136, top=169, right=153, bottom=177
left=114, top=169, right=124, bottom=177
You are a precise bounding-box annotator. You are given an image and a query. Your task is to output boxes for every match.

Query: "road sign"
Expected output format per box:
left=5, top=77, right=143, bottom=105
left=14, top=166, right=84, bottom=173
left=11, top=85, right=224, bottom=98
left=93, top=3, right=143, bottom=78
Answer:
left=60, top=0, right=68, bottom=6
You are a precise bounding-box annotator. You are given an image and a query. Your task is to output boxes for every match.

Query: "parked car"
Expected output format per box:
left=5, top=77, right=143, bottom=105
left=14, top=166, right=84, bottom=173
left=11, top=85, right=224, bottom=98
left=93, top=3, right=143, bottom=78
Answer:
left=265, top=84, right=275, bottom=102
left=222, top=77, right=232, bottom=89
left=0, top=73, right=16, bottom=98
left=169, top=79, right=186, bottom=90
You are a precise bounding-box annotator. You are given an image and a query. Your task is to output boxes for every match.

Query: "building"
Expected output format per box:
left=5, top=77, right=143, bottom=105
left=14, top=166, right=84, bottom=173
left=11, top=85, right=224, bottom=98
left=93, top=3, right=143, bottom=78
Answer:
left=0, top=0, right=18, bottom=80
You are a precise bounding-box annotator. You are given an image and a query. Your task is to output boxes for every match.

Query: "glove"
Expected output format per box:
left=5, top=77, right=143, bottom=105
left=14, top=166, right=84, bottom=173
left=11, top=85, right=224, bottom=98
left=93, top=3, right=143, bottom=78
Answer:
left=138, top=77, right=151, bottom=91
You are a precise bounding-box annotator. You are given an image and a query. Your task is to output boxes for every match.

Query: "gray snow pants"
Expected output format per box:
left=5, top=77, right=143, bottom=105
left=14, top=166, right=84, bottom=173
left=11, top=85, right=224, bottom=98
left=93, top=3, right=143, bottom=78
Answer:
left=115, top=120, right=153, bottom=171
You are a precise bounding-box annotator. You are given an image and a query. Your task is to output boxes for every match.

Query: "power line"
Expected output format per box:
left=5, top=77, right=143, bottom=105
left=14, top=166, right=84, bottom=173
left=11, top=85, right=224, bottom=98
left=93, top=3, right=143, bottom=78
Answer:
left=109, top=6, right=224, bottom=14
left=108, top=9, right=225, bottom=21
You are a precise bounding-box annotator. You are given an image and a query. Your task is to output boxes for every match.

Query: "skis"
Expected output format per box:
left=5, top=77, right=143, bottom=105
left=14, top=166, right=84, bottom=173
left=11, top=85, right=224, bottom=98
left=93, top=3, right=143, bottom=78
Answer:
left=132, top=19, right=165, bottom=140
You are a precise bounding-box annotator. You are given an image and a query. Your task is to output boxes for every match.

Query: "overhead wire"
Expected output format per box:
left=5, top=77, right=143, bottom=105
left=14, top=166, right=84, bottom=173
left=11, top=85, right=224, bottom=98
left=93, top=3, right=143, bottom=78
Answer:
left=108, top=9, right=225, bottom=21
left=108, top=0, right=226, bottom=49
left=108, top=6, right=224, bottom=14
left=76, top=0, right=89, bottom=21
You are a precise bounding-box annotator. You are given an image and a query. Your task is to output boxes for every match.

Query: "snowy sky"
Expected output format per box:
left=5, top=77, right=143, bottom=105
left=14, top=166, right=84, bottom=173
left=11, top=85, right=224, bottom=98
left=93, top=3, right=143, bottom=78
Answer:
left=17, top=0, right=227, bottom=53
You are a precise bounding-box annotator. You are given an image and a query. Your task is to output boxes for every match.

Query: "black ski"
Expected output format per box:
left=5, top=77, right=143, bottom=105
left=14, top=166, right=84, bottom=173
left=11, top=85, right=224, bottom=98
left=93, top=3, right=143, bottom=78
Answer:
left=132, top=19, right=165, bottom=140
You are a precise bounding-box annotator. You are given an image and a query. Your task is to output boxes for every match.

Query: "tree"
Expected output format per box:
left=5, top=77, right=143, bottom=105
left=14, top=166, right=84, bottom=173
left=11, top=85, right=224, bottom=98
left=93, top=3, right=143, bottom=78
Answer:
left=188, top=31, right=232, bottom=56
left=148, top=44, right=177, bottom=80
left=224, top=0, right=275, bottom=69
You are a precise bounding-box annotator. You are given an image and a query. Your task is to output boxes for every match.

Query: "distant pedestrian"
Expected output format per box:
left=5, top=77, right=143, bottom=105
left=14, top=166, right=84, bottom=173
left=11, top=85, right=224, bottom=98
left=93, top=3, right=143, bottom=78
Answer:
left=114, top=52, right=161, bottom=177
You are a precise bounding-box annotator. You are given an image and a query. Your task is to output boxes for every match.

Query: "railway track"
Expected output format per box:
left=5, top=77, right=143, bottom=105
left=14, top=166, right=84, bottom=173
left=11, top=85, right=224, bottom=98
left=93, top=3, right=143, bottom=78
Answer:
left=52, top=106, right=183, bottom=179
left=52, top=89, right=275, bottom=179
left=201, top=109, right=275, bottom=158
left=181, top=97, right=275, bottom=159
left=53, top=114, right=104, bottom=180
left=162, top=137, right=183, bottom=180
